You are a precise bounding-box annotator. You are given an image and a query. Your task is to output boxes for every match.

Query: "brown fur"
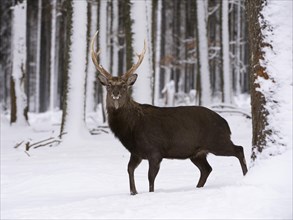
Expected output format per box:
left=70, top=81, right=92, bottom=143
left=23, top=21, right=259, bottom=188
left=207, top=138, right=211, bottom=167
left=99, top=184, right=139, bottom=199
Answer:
left=97, top=74, right=248, bottom=195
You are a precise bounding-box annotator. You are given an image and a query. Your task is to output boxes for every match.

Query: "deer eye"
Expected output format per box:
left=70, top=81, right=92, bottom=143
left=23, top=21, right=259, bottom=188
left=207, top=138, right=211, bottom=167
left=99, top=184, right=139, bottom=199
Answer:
left=106, top=84, right=111, bottom=91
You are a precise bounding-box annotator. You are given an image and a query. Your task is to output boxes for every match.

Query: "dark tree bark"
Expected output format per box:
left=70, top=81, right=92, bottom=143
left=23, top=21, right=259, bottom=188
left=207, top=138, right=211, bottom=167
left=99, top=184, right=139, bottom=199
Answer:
left=59, top=0, right=72, bottom=136
left=10, top=74, right=29, bottom=124
left=39, top=0, right=52, bottom=112
left=10, top=0, right=29, bottom=125
left=10, top=76, right=17, bottom=123
left=0, top=0, right=13, bottom=111
left=26, top=0, right=40, bottom=112
left=246, top=0, right=271, bottom=161
left=121, top=0, right=133, bottom=72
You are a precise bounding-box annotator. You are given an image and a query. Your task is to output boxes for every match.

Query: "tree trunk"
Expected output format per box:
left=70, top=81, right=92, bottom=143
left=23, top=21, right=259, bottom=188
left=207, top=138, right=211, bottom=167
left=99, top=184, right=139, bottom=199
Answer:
left=246, top=0, right=270, bottom=161
left=196, top=0, right=211, bottom=106
left=60, top=0, right=88, bottom=138
left=10, top=0, right=28, bottom=125
left=26, top=0, right=40, bottom=112
left=39, top=0, right=52, bottom=112
left=50, top=0, right=57, bottom=112
left=0, top=0, right=13, bottom=111
left=221, top=0, right=232, bottom=104
left=60, top=0, right=73, bottom=135
left=131, top=0, right=153, bottom=104
left=234, top=0, right=242, bottom=95
left=99, top=0, right=109, bottom=122
left=85, top=0, right=98, bottom=114
left=153, top=0, right=162, bottom=106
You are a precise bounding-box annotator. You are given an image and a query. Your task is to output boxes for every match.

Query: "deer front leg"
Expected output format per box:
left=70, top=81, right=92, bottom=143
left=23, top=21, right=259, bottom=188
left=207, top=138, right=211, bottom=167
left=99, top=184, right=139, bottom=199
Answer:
left=127, top=154, right=142, bottom=195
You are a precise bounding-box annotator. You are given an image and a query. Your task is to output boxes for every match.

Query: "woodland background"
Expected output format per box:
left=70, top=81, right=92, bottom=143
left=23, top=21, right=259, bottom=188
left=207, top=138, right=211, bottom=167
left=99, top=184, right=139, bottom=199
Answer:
left=0, top=0, right=248, bottom=116
left=1, top=0, right=292, bottom=218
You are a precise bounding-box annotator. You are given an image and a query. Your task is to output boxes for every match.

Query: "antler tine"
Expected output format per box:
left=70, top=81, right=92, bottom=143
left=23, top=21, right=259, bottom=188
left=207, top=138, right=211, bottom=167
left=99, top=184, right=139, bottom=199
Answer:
left=90, top=30, right=111, bottom=78
left=123, top=40, right=147, bottom=78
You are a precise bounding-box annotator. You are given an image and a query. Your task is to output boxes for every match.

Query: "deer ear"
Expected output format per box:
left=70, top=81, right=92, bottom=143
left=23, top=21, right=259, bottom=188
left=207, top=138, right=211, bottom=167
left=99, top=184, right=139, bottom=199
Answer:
left=98, top=74, right=108, bottom=86
left=127, top=74, right=138, bottom=86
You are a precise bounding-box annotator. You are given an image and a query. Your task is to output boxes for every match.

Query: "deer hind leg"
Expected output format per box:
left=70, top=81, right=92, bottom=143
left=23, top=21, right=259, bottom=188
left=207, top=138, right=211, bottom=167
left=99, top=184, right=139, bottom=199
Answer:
left=148, top=157, right=162, bottom=192
left=190, top=153, right=212, bottom=188
left=212, top=143, right=248, bottom=176
left=128, top=154, right=142, bottom=195
left=234, top=145, right=248, bottom=176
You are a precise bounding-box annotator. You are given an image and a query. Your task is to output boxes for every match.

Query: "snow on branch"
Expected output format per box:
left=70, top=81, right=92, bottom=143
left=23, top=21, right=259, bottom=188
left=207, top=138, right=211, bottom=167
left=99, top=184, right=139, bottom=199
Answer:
left=210, top=103, right=251, bottom=119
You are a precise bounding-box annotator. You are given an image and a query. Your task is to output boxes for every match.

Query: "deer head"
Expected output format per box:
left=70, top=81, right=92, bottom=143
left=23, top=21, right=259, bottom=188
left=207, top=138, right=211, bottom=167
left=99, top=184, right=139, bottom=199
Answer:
left=90, top=31, right=146, bottom=109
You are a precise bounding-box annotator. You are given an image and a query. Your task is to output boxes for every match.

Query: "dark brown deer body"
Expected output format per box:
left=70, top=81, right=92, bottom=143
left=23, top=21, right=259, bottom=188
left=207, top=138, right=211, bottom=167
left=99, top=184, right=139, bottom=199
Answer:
left=91, top=31, right=248, bottom=195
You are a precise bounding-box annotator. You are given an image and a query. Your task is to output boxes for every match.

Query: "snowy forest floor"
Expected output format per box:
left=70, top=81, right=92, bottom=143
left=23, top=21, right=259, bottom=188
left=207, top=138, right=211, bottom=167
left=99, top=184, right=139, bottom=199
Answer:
left=1, top=108, right=292, bottom=219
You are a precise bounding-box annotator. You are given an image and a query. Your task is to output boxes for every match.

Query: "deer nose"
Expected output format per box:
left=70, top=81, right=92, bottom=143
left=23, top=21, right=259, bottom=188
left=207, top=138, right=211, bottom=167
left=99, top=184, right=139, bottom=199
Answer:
left=111, top=90, right=121, bottom=100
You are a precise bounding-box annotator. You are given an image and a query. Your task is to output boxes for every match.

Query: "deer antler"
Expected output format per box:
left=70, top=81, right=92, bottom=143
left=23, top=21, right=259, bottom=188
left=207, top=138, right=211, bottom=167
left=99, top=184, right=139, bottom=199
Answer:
left=123, top=40, right=147, bottom=78
left=90, top=30, right=112, bottom=79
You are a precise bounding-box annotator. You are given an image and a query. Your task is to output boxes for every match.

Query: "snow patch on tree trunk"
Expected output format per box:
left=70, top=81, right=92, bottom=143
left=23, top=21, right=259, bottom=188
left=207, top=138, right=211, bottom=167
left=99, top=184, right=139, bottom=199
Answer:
left=196, top=0, right=211, bottom=106
left=99, top=0, right=109, bottom=122
left=11, top=1, right=28, bottom=126
left=256, top=0, right=292, bottom=158
left=62, top=1, right=88, bottom=141
left=86, top=2, right=98, bottom=114
left=50, top=0, right=58, bottom=112
left=131, top=0, right=153, bottom=104
left=154, top=0, right=162, bottom=106
left=222, top=0, right=232, bottom=104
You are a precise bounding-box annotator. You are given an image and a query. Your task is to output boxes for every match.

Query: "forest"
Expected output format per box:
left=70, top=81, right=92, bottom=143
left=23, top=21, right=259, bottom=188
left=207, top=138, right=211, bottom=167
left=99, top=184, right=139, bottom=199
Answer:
left=1, top=0, right=292, bottom=219
left=0, top=0, right=248, bottom=114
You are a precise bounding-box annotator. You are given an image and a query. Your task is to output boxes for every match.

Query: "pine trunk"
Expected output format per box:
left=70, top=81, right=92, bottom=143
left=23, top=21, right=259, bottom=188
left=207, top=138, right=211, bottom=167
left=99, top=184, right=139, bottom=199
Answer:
left=221, top=0, right=232, bottom=104
left=153, top=0, right=162, bottom=106
left=246, top=0, right=270, bottom=161
left=196, top=0, right=211, bottom=106
left=50, top=0, right=57, bottom=111
left=60, top=0, right=73, bottom=135
left=131, top=0, right=153, bottom=104
left=86, top=1, right=98, bottom=114
left=10, top=0, right=28, bottom=125
left=0, top=0, right=13, bottom=110
left=61, top=0, right=88, bottom=138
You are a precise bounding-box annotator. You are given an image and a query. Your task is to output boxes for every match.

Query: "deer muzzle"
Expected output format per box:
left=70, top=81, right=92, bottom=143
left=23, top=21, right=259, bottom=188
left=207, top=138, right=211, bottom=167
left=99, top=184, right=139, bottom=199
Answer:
left=111, top=94, right=121, bottom=100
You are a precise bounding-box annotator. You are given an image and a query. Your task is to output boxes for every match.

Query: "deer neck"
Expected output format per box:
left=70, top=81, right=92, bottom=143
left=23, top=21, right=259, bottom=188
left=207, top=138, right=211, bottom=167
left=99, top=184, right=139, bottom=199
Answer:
left=107, top=98, right=142, bottom=152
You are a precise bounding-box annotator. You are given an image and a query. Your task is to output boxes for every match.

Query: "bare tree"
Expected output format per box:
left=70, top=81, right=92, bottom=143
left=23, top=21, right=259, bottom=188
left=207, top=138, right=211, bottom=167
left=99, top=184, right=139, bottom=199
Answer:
left=196, top=0, right=211, bottom=106
left=221, top=0, right=232, bottom=104
left=153, top=0, right=162, bottom=106
left=10, top=0, right=28, bottom=125
left=246, top=0, right=273, bottom=161
left=0, top=0, right=13, bottom=111
left=60, top=0, right=88, bottom=137
left=131, top=0, right=153, bottom=104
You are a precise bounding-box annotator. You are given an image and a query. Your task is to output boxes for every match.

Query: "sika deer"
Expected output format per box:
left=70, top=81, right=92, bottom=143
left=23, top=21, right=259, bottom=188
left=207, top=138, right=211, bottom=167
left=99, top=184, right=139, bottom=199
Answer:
left=91, top=31, right=248, bottom=195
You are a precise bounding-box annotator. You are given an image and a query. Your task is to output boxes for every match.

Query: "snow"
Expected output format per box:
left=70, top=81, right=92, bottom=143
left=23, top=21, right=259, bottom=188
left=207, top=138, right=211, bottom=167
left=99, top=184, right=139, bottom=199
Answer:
left=1, top=108, right=292, bottom=219
left=256, top=0, right=293, bottom=158
left=63, top=0, right=88, bottom=140
left=11, top=1, right=28, bottom=125
left=49, top=0, right=57, bottom=112
left=1, top=0, right=292, bottom=219
left=131, top=0, right=153, bottom=104
left=196, top=0, right=212, bottom=106
left=86, top=2, right=98, bottom=113
left=98, top=0, right=109, bottom=119
left=161, top=80, right=175, bottom=106
left=154, top=0, right=162, bottom=106
left=222, top=0, right=232, bottom=104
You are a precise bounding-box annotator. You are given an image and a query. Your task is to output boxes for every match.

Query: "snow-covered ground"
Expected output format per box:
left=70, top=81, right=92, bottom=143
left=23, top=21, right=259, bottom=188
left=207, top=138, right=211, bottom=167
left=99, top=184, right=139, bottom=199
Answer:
left=1, top=0, right=292, bottom=219
left=1, top=107, right=292, bottom=219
